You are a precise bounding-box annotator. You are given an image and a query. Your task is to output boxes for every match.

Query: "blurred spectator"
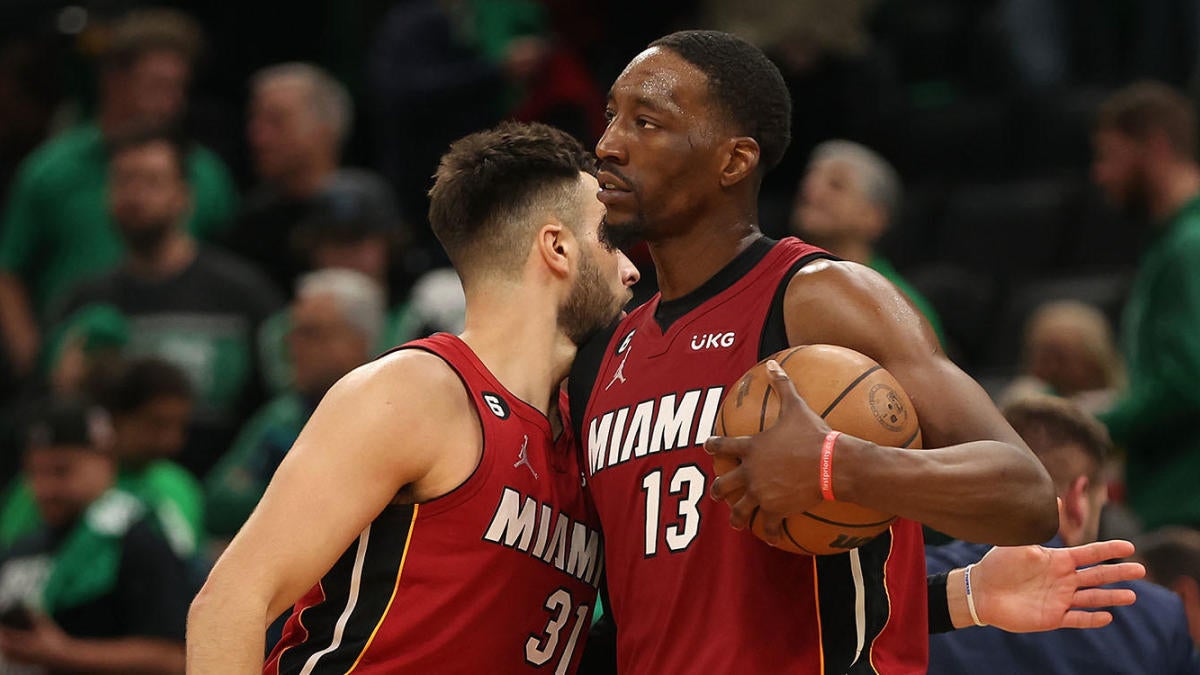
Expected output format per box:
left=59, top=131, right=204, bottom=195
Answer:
left=1137, top=527, right=1200, bottom=646
left=0, top=8, right=237, bottom=378
left=52, top=126, right=281, bottom=478
left=369, top=0, right=606, bottom=234
left=1002, top=300, right=1125, bottom=414
left=1, top=358, right=202, bottom=563
left=702, top=0, right=899, bottom=205
left=0, top=396, right=187, bottom=674
left=1091, top=81, right=1200, bottom=530
left=791, top=139, right=945, bottom=345
left=928, top=395, right=1199, bottom=674
left=228, top=62, right=404, bottom=294
left=257, top=195, right=423, bottom=391
left=205, top=268, right=384, bottom=538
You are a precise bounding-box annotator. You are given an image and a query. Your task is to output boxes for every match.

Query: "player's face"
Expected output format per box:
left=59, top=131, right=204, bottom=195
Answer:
left=26, top=447, right=115, bottom=528
left=596, top=47, right=728, bottom=248
left=249, top=77, right=332, bottom=183
left=109, top=140, right=190, bottom=254
left=1092, top=129, right=1151, bottom=213
left=794, top=157, right=880, bottom=243
left=561, top=174, right=640, bottom=345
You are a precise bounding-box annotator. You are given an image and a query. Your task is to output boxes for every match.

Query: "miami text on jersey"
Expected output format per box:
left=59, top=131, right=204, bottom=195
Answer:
left=482, top=487, right=604, bottom=588
left=586, top=386, right=725, bottom=475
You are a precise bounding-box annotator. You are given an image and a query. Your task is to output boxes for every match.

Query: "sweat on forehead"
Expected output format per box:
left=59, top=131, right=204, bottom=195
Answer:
left=611, top=48, right=703, bottom=114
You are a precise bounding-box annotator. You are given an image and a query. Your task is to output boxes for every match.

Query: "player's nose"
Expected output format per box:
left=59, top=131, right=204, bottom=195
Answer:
left=618, top=252, right=640, bottom=287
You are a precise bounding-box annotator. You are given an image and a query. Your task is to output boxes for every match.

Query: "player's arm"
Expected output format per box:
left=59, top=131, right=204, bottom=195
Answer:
left=187, top=351, right=475, bottom=674
left=708, top=260, right=1058, bottom=545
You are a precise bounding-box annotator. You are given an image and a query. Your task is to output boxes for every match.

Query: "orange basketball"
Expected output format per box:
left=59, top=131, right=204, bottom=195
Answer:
left=713, top=344, right=922, bottom=555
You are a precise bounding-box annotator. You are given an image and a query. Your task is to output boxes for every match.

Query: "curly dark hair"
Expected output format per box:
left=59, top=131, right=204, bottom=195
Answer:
left=428, top=122, right=594, bottom=281
left=649, top=30, right=792, bottom=172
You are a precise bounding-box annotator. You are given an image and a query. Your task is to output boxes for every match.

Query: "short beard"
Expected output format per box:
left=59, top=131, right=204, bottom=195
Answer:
left=600, top=214, right=650, bottom=251
left=559, top=250, right=622, bottom=346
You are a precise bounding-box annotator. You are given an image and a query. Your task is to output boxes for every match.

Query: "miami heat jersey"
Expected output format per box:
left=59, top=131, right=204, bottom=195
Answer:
left=571, top=237, right=928, bottom=674
left=266, top=334, right=601, bottom=674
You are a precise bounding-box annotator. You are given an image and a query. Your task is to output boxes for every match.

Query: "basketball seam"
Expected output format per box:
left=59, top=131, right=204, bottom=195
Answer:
left=782, top=518, right=821, bottom=555
left=798, top=511, right=896, bottom=528
left=900, top=427, right=920, bottom=448
left=819, top=365, right=883, bottom=419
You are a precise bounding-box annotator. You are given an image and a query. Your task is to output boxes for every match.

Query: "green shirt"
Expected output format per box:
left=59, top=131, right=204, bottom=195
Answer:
left=1100, top=195, right=1200, bottom=529
left=205, top=393, right=312, bottom=537
left=869, top=255, right=947, bottom=348
left=0, top=123, right=238, bottom=320
left=0, top=461, right=204, bottom=559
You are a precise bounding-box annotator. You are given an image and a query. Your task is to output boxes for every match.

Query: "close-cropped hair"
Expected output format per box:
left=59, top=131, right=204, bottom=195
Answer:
left=428, top=122, right=594, bottom=283
left=1002, top=395, right=1110, bottom=488
left=649, top=30, right=792, bottom=172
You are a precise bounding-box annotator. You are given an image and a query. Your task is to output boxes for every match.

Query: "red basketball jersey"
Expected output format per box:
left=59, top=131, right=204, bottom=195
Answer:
left=573, top=237, right=928, bottom=674
left=266, top=334, right=601, bottom=674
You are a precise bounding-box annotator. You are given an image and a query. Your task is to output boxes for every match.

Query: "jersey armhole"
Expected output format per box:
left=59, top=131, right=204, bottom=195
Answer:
left=393, top=345, right=490, bottom=514
left=757, top=252, right=838, bottom=359
left=568, top=321, right=619, bottom=441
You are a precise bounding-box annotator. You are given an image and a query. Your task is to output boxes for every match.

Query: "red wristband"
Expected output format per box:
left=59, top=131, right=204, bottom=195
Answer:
left=820, top=431, right=840, bottom=501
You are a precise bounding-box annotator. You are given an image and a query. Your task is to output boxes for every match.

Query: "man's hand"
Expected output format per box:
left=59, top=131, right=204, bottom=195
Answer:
left=705, top=359, right=830, bottom=535
left=967, top=539, right=1145, bottom=632
left=0, top=611, right=72, bottom=667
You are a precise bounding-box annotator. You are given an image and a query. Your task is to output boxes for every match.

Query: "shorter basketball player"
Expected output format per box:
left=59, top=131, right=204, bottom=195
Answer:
left=187, top=122, right=639, bottom=673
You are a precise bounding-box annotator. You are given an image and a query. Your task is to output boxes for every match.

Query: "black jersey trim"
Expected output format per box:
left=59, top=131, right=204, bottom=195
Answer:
left=276, top=504, right=417, bottom=674
left=815, top=531, right=893, bottom=675
left=757, top=251, right=840, bottom=360
left=654, top=236, right=776, bottom=332
left=569, top=320, right=621, bottom=442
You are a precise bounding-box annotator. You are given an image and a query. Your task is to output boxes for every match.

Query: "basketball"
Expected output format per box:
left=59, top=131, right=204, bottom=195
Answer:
left=713, top=344, right=923, bottom=555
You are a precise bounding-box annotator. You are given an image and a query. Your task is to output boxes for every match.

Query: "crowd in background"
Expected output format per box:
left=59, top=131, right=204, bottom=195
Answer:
left=2, top=0, right=1200, bottom=672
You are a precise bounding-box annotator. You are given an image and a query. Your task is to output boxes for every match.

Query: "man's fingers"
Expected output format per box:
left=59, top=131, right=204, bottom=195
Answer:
left=704, top=434, right=750, bottom=458
left=764, top=360, right=804, bottom=414
left=758, top=511, right=784, bottom=545
left=1071, top=587, right=1137, bottom=609
left=1067, top=539, right=1136, bottom=567
left=1075, top=561, right=1146, bottom=588
left=1059, top=609, right=1114, bottom=629
left=710, top=469, right=747, bottom=502
left=729, top=495, right=759, bottom=531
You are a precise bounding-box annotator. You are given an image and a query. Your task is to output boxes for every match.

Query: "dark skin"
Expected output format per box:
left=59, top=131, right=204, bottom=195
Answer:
left=597, top=47, right=1058, bottom=546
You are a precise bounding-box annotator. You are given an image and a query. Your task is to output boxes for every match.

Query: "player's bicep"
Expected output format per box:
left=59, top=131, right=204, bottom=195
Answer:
left=784, top=261, right=1024, bottom=448
left=206, top=353, right=457, bottom=617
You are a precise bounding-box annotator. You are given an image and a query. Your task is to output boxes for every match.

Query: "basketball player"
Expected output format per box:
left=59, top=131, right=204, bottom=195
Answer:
left=187, top=122, right=639, bottom=673
left=569, top=31, right=1066, bottom=673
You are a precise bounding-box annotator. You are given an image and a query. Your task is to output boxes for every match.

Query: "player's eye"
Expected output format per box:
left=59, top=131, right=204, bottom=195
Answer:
left=636, top=117, right=657, bottom=130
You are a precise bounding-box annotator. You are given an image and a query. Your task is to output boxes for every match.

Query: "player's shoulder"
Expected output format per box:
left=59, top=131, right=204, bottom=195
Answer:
left=783, top=259, right=937, bottom=351
left=785, top=258, right=905, bottom=310
left=345, top=348, right=465, bottom=403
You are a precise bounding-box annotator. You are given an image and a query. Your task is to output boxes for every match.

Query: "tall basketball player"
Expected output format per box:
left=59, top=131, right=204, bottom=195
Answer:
left=569, top=31, right=1066, bottom=673
left=187, top=122, right=639, bottom=673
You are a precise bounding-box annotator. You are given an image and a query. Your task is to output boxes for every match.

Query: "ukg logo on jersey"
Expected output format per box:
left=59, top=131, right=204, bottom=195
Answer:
left=690, top=331, right=736, bottom=351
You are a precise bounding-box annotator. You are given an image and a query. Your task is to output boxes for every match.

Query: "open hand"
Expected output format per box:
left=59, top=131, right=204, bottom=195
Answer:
left=705, top=360, right=831, bottom=532
left=972, top=539, right=1145, bottom=632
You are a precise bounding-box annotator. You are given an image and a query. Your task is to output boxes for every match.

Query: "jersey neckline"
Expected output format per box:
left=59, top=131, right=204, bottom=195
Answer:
left=429, top=333, right=559, bottom=439
left=652, top=235, right=777, bottom=332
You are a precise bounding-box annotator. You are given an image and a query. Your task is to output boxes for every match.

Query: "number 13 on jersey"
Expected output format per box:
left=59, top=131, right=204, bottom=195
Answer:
left=640, top=464, right=705, bottom=556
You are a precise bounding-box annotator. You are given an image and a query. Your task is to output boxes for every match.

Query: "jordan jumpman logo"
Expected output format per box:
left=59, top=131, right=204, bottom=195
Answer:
left=513, top=435, right=538, bottom=479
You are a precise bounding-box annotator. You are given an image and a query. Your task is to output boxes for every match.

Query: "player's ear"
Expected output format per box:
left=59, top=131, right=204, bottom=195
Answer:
left=1061, top=476, right=1088, bottom=542
left=537, top=220, right=571, bottom=279
left=719, top=137, right=760, bottom=188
